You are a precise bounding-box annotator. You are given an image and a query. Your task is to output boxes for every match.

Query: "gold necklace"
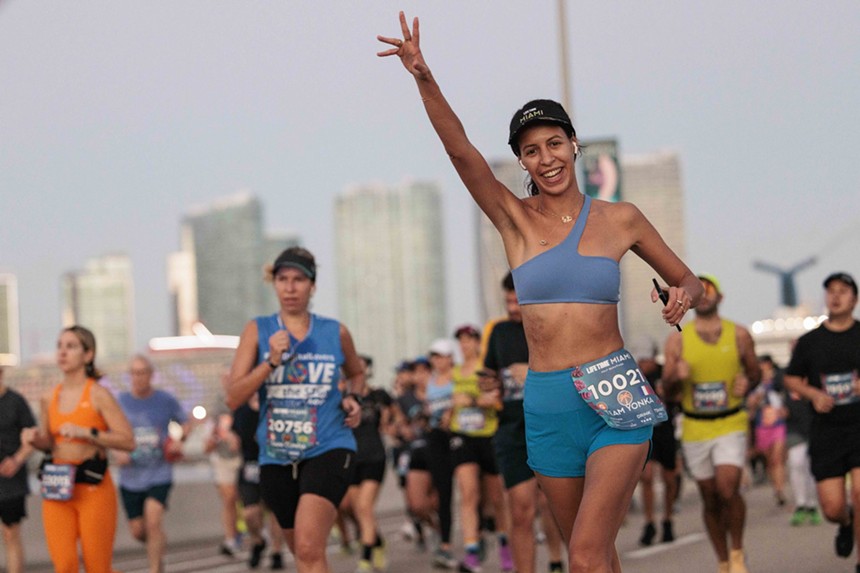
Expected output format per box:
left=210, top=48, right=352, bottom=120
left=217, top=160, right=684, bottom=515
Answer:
left=537, top=195, right=581, bottom=246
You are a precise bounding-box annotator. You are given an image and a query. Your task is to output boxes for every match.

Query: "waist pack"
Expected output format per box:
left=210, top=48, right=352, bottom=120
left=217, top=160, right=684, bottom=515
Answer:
left=39, top=454, right=107, bottom=485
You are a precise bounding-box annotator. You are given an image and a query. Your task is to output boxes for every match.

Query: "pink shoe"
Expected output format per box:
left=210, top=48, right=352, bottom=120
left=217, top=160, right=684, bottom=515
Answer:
left=458, top=553, right=482, bottom=573
left=499, top=545, right=514, bottom=573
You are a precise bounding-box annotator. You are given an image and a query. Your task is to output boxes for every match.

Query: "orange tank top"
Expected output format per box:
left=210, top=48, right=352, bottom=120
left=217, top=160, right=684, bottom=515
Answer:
left=48, top=379, right=108, bottom=448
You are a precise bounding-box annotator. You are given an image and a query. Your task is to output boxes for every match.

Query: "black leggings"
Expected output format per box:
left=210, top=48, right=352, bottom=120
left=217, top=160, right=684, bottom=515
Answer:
left=427, top=429, right=454, bottom=544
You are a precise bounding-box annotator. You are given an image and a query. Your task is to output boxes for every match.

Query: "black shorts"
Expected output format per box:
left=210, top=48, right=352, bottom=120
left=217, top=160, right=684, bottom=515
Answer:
left=494, top=424, right=534, bottom=489
left=450, top=434, right=499, bottom=475
left=809, top=421, right=860, bottom=481
left=408, top=440, right=430, bottom=472
left=0, top=496, right=26, bottom=526
left=260, top=448, right=354, bottom=529
left=648, top=419, right=678, bottom=471
left=350, top=459, right=386, bottom=486
left=120, top=483, right=173, bottom=520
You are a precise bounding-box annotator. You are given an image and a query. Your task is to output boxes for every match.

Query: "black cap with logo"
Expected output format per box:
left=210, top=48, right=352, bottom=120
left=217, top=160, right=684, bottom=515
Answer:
left=508, top=99, right=575, bottom=156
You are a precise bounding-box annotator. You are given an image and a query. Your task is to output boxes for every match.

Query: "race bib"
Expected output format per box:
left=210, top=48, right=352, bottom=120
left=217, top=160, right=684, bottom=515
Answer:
left=396, top=450, right=411, bottom=477
left=456, top=407, right=486, bottom=432
left=822, top=372, right=859, bottom=406
left=41, top=464, right=76, bottom=501
left=501, top=368, right=524, bottom=402
left=571, top=350, right=668, bottom=430
left=265, top=404, right=318, bottom=462
left=692, top=382, right=729, bottom=412
left=242, top=461, right=260, bottom=484
left=131, top=426, right=163, bottom=465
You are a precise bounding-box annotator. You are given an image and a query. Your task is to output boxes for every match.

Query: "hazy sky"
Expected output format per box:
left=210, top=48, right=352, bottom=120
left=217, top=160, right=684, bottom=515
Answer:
left=1, top=1, right=858, bottom=360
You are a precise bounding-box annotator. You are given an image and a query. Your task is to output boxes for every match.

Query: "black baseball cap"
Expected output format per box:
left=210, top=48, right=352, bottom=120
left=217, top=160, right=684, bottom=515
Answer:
left=508, top=99, right=575, bottom=156
left=823, top=272, right=858, bottom=295
left=272, top=249, right=316, bottom=282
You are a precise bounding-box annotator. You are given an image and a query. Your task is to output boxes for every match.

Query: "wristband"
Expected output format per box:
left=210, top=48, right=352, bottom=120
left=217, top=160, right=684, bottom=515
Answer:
left=345, top=393, right=363, bottom=406
left=266, top=359, right=279, bottom=370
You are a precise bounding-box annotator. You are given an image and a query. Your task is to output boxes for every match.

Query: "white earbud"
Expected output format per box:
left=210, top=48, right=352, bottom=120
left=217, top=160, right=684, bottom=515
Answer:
left=518, top=159, right=526, bottom=170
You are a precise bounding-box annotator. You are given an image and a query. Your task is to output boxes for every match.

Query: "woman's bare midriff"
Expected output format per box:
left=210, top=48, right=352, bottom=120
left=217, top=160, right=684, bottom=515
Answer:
left=54, top=442, right=101, bottom=464
left=521, top=302, right=624, bottom=372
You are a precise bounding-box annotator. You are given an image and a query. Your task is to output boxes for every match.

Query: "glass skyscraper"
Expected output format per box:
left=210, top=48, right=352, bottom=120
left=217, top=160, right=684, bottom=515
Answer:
left=61, top=254, right=135, bottom=363
left=335, top=181, right=447, bottom=384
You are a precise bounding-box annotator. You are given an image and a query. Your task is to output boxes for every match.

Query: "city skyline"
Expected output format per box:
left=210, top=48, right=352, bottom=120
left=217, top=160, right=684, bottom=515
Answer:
left=1, top=2, right=858, bottom=362
left=169, top=192, right=300, bottom=337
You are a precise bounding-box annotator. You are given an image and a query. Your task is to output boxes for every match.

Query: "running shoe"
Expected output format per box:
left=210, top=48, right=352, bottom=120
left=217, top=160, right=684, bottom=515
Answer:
left=356, top=559, right=373, bottom=573
left=249, top=538, right=267, bottom=569
left=498, top=545, right=514, bottom=573
left=458, top=553, right=482, bottom=573
left=790, top=508, right=807, bottom=527
left=219, top=538, right=240, bottom=557
left=639, top=522, right=656, bottom=546
left=729, top=548, right=749, bottom=573
left=401, top=520, right=417, bottom=541
left=270, top=553, right=284, bottom=570
left=808, top=507, right=823, bottom=526
left=661, top=519, right=675, bottom=543
left=836, top=509, right=854, bottom=558
left=372, top=543, right=388, bottom=571
left=433, top=548, right=457, bottom=570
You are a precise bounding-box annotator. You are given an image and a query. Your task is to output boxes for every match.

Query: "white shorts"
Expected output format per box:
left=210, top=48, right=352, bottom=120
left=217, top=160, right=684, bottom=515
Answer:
left=682, top=431, right=747, bottom=481
left=209, top=453, right=242, bottom=485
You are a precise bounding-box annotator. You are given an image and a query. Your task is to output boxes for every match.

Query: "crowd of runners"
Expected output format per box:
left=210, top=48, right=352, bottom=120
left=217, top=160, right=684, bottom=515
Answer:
left=1, top=266, right=858, bottom=573
left=1, top=11, right=859, bottom=573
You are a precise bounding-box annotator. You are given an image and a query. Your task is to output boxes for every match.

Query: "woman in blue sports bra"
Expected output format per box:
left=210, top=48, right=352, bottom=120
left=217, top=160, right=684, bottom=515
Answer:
left=379, top=13, right=704, bottom=572
left=225, top=247, right=366, bottom=573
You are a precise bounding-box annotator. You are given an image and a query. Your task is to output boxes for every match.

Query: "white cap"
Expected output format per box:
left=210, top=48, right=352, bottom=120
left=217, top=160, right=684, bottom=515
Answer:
left=429, top=338, right=456, bottom=356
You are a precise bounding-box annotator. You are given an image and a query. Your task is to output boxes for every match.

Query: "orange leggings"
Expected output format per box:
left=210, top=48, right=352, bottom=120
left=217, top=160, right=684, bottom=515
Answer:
left=42, top=470, right=117, bottom=573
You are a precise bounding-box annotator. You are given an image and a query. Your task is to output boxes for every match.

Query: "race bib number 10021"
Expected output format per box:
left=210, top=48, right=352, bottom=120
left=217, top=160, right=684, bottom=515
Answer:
left=571, top=350, right=668, bottom=430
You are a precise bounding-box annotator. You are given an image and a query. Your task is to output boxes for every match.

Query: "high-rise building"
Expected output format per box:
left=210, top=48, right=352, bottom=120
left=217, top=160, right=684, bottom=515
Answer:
left=335, top=181, right=447, bottom=384
left=475, top=159, right=525, bottom=323
left=618, top=151, right=687, bottom=355
left=168, top=192, right=301, bottom=337
left=0, top=274, right=21, bottom=366
left=62, top=254, right=135, bottom=363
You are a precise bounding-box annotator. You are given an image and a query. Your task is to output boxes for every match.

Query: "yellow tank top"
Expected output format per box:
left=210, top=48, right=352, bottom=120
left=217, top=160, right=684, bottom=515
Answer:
left=680, top=319, right=748, bottom=441
left=450, top=364, right=498, bottom=437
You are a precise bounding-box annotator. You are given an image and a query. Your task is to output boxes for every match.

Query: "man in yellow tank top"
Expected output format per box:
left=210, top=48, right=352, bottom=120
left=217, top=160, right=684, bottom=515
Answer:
left=663, top=275, right=761, bottom=573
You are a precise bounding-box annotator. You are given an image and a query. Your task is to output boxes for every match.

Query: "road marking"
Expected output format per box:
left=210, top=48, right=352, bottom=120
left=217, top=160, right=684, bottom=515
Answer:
left=623, top=532, right=707, bottom=559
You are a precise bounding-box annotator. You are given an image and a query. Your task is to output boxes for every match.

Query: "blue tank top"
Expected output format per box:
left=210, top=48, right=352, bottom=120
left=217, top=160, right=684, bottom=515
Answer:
left=511, top=195, right=620, bottom=305
left=426, top=378, right=453, bottom=430
left=255, top=313, right=356, bottom=464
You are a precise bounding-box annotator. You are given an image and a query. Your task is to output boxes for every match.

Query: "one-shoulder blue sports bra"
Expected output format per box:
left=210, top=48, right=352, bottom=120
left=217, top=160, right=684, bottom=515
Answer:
left=511, top=195, right=620, bottom=305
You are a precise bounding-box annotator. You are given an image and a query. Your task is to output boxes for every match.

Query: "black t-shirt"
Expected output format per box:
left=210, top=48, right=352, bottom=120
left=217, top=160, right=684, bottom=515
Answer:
left=231, top=404, right=260, bottom=462
left=352, top=389, right=392, bottom=463
left=483, top=320, right=529, bottom=428
left=786, top=321, right=860, bottom=427
left=0, top=388, right=37, bottom=500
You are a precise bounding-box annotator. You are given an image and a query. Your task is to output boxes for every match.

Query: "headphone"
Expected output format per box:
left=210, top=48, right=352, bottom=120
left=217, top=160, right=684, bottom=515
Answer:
left=518, top=159, right=526, bottom=170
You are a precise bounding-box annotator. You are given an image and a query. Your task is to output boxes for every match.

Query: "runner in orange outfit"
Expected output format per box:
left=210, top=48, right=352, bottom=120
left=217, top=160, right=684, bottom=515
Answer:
left=21, top=326, right=135, bottom=573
